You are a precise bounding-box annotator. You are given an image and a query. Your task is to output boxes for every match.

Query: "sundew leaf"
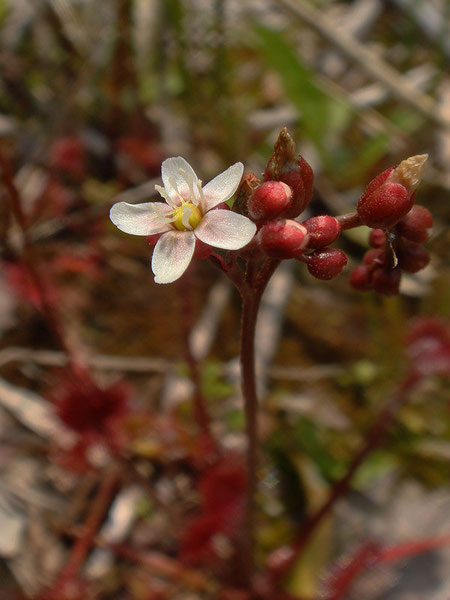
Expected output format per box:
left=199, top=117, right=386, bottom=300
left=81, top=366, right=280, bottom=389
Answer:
left=254, top=25, right=352, bottom=157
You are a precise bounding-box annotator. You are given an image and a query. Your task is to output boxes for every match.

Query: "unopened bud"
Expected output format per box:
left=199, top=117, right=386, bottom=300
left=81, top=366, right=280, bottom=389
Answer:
left=357, top=182, right=412, bottom=229
left=372, top=267, right=401, bottom=296
left=264, top=129, right=314, bottom=218
left=387, top=154, right=428, bottom=193
left=302, top=215, right=340, bottom=249
left=363, top=248, right=385, bottom=266
left=357, top=155, right=427, bottom=229
left=260, top=219, right=309, bottom=259
left=306, top=248, right=348, bottom=280
left=350, top=265, right=372, bottom=290
left=396, top=240, right=430, bottom=273
left=397, top=205, right=433, bottom=243
left=247, top=181, right=293, bottom=222
left=368, top=228, right=386, bottom=248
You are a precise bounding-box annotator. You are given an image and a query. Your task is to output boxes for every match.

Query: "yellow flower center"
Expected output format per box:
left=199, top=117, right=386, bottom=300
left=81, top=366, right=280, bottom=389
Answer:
left=172, top=202, right=202, bottom=231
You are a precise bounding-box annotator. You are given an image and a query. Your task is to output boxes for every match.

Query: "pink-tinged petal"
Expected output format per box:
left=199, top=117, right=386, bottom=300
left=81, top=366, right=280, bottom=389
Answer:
left=202, top=162, right=244, bottom=211
left=110, top=202, right=172, bottom=236
left=151, top=231, right=196, bottom=284
left=161, top=157, right=199, bottom=205
left=194, top=210, right=256, bottom=250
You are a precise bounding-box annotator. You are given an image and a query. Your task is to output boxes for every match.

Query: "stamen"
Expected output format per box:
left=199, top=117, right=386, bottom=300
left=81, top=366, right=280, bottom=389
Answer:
left=168, top=176, right=185, bottom=204
left=151, top=203, right=172, bottom=225
left=155, top=185, right=176, bottom=207
left=181, top=205, right=193, bottom=230
left=197, top=179, right=206, bottom=210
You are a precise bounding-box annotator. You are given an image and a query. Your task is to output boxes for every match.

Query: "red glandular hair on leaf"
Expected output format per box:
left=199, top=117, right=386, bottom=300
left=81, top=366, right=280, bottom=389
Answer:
left=50, top=368, right=130, bottom=445
left=180, top=455, right=247, bottom=565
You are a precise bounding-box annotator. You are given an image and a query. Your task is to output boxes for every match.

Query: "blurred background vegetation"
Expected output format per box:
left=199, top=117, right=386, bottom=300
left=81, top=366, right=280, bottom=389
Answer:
left=0, top=1, right=449, bottom=599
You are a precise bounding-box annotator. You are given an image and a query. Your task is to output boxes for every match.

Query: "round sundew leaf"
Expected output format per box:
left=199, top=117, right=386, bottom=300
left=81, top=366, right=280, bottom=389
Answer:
left=110, top=202, right=172, bottom=236
left=202, top=162, right=244, bottom=211
left=151, top=230, right=196, bottom=284
left=194, top=209, right=256, bottom=250
left=161, top=156, right=200, bottom=206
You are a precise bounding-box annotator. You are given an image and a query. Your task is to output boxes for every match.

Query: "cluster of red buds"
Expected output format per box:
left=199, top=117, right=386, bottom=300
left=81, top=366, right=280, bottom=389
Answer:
left=349, top=155, right=431, bottom=295
left=239, top=130, right=347, bottom=280
left=237, top=130, right=431, bottom=294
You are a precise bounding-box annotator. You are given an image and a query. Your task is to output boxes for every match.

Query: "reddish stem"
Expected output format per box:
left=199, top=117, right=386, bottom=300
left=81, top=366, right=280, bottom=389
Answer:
left=54, top=466, right=120, bottom=589
left=236, top=258, right=280, bottom=586
left=239, top=292, right=260, bottom=581
left=336, top=211, right=362, bottom=230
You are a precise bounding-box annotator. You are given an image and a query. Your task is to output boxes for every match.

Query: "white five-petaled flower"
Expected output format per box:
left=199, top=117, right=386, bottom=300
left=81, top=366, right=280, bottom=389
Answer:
left=109, top=157, right=257, bottom=283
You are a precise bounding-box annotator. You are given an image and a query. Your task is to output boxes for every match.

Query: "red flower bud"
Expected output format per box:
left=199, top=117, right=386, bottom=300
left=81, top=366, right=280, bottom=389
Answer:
left=396, top=240, right=430, bottom=273
left=357, top=155, right=427, bottom=228
left=263, top=130, right=314, bottom=218
left=302, top=215, right=340, bottom=249
left=357, top=182, right=412, bottom=228
left=362, top=167, right=394, bottom=198
left=247, top=181, right=293, bottom=222
left=350, top=265, right=372, bottom=290
left=363, top=248, right=385, bottom=266
left=368, top=228, right=386, bottom=248
left=396, top=205, right=433, bottom=243
left=306, top=248, right=348, bottom=280
left=372, top=267, right=401, bottom=296
left=260, top=219, right=309, bottom=259
left=277, top=157, right=314, bottom=218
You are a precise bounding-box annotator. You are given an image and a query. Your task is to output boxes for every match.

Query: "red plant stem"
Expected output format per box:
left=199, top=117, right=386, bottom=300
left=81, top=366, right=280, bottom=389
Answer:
left=54, top=466, right=120, bottom=588
left=0, top=151, right=77, bottom=365
left=377, top=534, right=450, bottom=563
left=336, top=211, right=362, bottom=230
left=270, top=369, right=422, bottom=583
left=177, top=274, right=217, bottom=452
left=323, top=534, right=450, bottom=600
left=237, top=258, right=280, bottom=585
left=110, top=545, right=212, bottom=593
left=239, top=292, right=261, bottom=580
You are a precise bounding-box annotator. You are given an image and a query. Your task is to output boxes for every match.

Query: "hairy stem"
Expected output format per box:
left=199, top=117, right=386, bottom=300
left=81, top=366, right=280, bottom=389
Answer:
left=336, top=211, right=362, bottom=230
